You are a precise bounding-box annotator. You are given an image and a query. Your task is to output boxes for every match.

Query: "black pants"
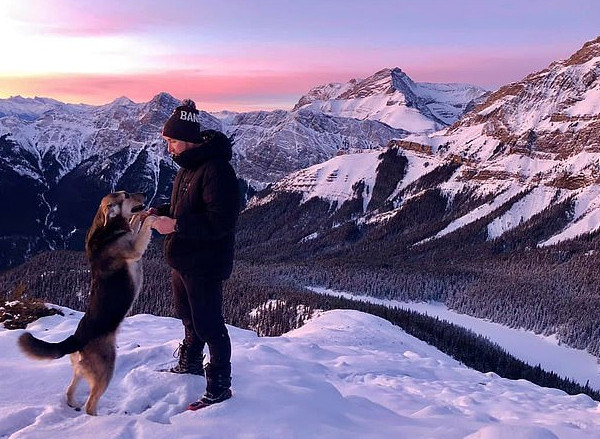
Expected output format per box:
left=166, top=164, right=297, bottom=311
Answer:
left=171, top=270, right=231, bottom=369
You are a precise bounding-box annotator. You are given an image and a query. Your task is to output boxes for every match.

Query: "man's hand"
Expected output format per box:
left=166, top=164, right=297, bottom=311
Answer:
left=151, top=216, right=177, bottom=235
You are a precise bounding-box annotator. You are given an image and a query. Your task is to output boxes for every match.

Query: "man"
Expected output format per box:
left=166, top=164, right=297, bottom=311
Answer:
left=151, top=99, right=239, bottom=410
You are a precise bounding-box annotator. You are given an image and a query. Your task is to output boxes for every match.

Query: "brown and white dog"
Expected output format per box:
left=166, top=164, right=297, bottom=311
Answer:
left=18, top=191, right=156, bottom=415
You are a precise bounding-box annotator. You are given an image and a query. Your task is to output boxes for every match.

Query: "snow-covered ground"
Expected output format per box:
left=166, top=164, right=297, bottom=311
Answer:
left=309, top=287, right=600, bottom=391
left=1, top=306, right=600, bottom=438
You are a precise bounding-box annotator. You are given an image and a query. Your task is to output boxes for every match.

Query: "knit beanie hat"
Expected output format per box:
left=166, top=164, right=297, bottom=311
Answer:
left=162, top=98, right=202, bottom=143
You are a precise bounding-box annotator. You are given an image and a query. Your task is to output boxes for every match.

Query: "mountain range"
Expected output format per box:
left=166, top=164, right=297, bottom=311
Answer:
left=0, top=66, right=485, bottom=268
left=2, top=34, right=600, bottom=296
left=244, top=36, right=600, bottom=252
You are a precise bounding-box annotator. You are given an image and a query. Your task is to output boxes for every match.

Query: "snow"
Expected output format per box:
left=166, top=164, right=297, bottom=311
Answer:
left=477, top=97, right=511, bottom=117
left=393, top=150, right=440, bottom=194
left=425, top=184, right=519, bottom=242
left=2, top=307, right=600, bottom=438
left=496, top=153, right=558, bottom=177
left=0, top=96, right=87, bottom=120
left=295, top=69, right=486, bottom=133
left=541, top=185, right=600, bottom=246
left=273, top=150, right=382, bottom=209
left=267, top=146, right=444, bottom=219
left=301, top=94, right=440, bottom=132
left=437, top=123, right=501, bottom=161
left=487, top=186, right=559, bottom=240
left=564, top=57, right=600, bottom=117
left=308, top=287, right=600, bottom=391
left=567, top=86, right=600, bottom=117
left=415, top=82, right=486, bottom=106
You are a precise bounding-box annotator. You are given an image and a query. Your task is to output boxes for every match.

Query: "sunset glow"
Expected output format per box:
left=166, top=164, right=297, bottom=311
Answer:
left=1, top=0, right=599, bottom=112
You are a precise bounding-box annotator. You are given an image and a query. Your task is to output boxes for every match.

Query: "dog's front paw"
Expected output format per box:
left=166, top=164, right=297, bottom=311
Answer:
left=129, top=214, right=143, bottom=232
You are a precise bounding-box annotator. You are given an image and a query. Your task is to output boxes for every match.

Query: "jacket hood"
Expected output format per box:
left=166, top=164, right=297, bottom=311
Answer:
left=172, top=130, right=233, bottom=169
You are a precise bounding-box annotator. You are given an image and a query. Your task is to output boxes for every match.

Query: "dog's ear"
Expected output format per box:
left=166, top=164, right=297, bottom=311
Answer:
left=86, top=202, right=106, bottom=257
left=103, top=204, right=120, bottom=227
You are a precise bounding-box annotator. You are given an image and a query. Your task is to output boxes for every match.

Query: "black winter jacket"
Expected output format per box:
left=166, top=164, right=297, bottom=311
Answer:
left=158, top=130, right=239, bottom=279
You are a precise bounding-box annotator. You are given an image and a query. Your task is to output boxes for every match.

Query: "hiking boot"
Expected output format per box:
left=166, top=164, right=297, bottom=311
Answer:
left=167, top=340, right=205, bottom=376
left=186, top=362, right=232, bottom=409
left=203, top=363, right=231, bottom=395
left=187, top=388, right=232, bottom=410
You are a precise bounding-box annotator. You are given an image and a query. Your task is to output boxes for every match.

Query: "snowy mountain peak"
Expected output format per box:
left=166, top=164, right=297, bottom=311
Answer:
left=293, top=67, right=487, bottom=132
left=107, top=96, right=136, bottom=107
left=294, top=67, right=417, bottom=105
left=292, top=80, right=358, bottom=110
left=148, top=92, right=180, bottom=109
left=390, top=67, right=419, bottom=101
left=337, top=67, right=399, bottom=99
left=0, top=96, right=89, bottom=120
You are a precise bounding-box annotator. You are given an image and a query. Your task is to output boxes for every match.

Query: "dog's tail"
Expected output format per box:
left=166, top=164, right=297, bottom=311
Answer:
left=18, top=332, right=82, bottom=360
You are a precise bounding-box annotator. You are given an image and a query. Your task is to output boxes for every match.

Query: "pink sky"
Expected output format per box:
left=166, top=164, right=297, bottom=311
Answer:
left=1, top=0, right=599, bottom=112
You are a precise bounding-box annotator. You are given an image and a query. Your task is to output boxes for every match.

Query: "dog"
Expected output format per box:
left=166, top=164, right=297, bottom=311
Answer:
left=18, top=191, right=156, bottom=415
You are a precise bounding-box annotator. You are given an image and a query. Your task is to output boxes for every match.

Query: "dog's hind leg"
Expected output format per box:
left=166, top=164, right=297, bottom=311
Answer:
left=84, top=375, right=109, bottom=416
left=81, top=336, right=116, bottom=416
left=66, top=353, right=83, bottom=410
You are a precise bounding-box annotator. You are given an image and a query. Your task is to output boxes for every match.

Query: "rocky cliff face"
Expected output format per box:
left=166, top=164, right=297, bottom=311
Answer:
left=441, top=36, right=600, bottom=163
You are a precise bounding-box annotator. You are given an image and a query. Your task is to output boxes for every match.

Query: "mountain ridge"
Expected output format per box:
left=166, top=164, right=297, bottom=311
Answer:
left=0, top=67, right=482, bottom=267
left=293, top=67, right=488, bottom=129
left=255, top=34, right=600, bottom=247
